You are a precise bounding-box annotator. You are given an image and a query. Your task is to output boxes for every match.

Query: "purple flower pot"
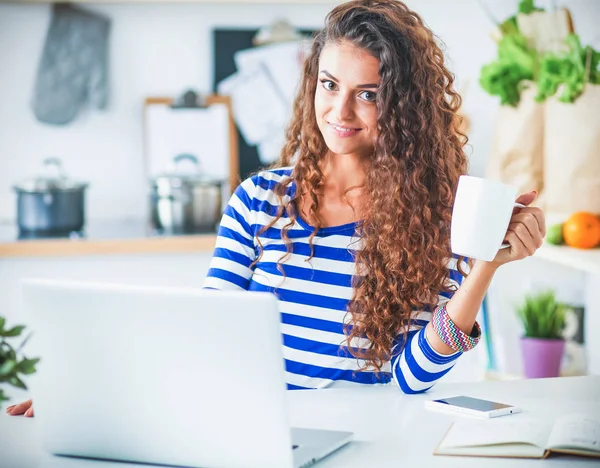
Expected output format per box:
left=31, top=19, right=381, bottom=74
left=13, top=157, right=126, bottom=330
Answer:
left=520, top=337, right=565, bottom=378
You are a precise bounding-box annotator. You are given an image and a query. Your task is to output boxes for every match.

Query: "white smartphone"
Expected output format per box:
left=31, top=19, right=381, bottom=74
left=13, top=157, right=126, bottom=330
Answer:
left=425, top=395, right=521, bottom=418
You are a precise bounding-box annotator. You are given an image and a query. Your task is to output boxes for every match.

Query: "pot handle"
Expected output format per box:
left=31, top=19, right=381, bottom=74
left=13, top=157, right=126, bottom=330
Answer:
left=43, top=157, right=67, bottom=179
left=173, top=154, right=201, bottom=174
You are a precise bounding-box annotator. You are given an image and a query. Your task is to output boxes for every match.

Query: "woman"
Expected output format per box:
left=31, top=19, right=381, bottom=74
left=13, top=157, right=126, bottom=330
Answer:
left=8, top=0, right=544, bottom=417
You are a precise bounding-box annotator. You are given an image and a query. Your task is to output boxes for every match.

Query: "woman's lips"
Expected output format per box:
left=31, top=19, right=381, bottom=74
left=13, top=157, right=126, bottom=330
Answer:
left=328, top=121, right=361, bottom=137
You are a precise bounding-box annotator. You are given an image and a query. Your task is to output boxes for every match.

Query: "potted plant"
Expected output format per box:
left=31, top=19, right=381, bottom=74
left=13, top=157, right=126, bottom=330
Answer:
left=516, top=290, right=567, bottom=378
left=0, top=316, right=39, bottom=409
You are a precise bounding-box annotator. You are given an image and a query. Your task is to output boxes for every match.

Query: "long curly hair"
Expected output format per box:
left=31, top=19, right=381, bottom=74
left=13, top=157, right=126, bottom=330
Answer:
left=253, top=0, right=468, bottom=372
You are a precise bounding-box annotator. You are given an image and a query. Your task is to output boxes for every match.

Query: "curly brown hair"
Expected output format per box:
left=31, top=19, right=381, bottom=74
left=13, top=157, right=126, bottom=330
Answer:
left=253, top=0, right=468, bottom=373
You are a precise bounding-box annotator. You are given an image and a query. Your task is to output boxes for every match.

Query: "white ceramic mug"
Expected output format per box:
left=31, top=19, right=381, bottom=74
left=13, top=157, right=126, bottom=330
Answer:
left=451, top=176, right=525, bottom=261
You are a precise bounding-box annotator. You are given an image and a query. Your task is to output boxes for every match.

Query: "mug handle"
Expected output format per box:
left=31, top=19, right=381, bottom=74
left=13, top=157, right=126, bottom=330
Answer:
left=499, top=202, right=526, bottom=249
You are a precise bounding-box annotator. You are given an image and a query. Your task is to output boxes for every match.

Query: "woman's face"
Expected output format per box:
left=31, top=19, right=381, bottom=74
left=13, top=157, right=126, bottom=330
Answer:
left=315, top=41, right=380, bottom=160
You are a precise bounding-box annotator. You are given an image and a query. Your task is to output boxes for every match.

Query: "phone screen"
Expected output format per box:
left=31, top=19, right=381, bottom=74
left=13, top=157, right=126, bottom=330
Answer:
left=432, top=396, right=513, bottom=412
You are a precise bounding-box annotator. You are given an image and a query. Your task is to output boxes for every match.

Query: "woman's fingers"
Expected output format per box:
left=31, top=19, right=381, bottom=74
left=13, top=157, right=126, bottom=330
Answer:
left=494, top=203, right=546, bottom=266
left=505, top=227, right=534, bottom=258
left=509, top=215, right=544, bottom=249
left=514, top=207, right=546, bottom=237
left=24, top=407, right=34, bottom=418
left=6, top=399, right=32, bottom=416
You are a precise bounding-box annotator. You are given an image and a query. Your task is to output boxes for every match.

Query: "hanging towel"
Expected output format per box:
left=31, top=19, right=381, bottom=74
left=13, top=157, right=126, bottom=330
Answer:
left=32, top=4, right=110, bottom=126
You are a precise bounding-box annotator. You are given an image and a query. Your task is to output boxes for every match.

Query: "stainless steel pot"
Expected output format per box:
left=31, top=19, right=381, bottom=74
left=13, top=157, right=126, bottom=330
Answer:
left=150, top=154, right=223, bottom=234
left=13, top=157, right=88, bottom=237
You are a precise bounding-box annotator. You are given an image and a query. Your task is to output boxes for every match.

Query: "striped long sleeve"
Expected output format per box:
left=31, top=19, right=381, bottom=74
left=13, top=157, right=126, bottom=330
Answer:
left=203, top=168, right=466, bottom=393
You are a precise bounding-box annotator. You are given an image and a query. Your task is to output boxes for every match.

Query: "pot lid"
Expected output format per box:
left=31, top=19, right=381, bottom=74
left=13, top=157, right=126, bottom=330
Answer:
left=152, top=173, right=222, bottom=185
left=14, top=157, right=88, bottom=192
left=150, top=153, right=223, bottom=186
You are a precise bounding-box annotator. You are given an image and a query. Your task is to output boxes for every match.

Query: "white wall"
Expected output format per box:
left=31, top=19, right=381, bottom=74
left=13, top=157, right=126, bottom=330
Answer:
left=2, top=0, right=598, bottom=222
left=0, top=1, right=334, bottom=222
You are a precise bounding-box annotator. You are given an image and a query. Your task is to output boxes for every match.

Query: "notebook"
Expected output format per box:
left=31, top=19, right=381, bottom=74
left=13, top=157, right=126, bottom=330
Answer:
left=434, top=413, right=600, bottom=459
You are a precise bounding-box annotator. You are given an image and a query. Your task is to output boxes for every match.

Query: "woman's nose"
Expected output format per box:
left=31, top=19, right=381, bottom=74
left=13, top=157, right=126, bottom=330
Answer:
left=333, top=94, right=354, bottom=121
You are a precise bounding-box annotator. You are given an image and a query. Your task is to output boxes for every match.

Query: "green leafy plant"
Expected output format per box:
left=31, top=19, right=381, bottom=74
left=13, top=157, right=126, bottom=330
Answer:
left=480, top=0, right=540, bottom=106
left=480, top=33, right=537, bottom=106
left=517, top=0, right=544, bottom=14
left=536, top=34, right=600, bottom=103
left=479, top=0, right=600, bottom=106
left=516, top=290, right=567, bottom=339
left=0, top=317, right=39, bottom=408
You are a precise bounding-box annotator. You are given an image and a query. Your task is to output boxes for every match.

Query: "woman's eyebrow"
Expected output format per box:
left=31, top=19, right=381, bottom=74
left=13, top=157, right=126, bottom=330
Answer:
left=319, top=70, right=379, bottom=89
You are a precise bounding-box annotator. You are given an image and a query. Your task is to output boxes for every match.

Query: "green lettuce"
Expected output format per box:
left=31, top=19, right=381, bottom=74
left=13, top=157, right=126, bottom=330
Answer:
left=536, top=34, right=600, bottom=103
left=479, top=0, right=600, bottom=106
left=479, top=34, right=537, bottom=106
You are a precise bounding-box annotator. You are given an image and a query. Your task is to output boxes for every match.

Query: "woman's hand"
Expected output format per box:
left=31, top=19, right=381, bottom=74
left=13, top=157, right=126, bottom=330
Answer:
left=490, top=190, right=546, bottom=267
left=5, top=399, right=34, bottom=417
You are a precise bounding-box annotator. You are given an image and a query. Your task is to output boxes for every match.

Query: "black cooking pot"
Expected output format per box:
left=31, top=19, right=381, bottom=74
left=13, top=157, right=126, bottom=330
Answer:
left=13, top=157, right=89, bottom=237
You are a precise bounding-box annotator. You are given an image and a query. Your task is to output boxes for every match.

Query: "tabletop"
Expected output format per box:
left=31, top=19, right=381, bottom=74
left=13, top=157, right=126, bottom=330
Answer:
left=1, top=375, right=599, bottom=468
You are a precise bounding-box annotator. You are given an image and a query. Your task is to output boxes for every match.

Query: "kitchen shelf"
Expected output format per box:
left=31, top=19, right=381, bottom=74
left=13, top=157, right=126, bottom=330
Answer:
left=0, top=220, right=218, bottom=258
left=0, top=235, right=218, bottom=258
left=534, top=242, right=600, bottom=275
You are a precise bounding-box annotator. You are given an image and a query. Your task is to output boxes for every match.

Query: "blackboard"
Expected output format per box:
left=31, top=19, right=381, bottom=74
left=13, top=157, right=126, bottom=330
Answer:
left=212, top=28, right=318, bottom=183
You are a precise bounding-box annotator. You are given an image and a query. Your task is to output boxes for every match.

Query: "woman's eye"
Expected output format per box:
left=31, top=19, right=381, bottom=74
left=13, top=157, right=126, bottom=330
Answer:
left=359, top=91, right=377, bottom=102
left=321, top=79, right=337, bottom=91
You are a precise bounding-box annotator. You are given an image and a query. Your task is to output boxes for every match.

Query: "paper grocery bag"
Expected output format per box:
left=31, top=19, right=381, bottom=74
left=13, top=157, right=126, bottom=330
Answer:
left=544, top=84, right=600, bottom=218
left=486, top=83, right=544, bottom=198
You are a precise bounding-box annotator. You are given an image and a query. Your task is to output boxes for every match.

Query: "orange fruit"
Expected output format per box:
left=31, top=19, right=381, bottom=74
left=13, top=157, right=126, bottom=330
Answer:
left=562, top=212, right=600, bottom=249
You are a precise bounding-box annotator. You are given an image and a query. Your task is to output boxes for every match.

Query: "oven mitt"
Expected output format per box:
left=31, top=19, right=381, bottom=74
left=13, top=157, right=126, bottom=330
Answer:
left=32, top=4, right=110, bottom=126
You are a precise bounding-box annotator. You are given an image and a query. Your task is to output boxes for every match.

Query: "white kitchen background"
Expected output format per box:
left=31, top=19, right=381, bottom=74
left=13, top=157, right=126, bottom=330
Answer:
left=0, top=0, right=598, bottom=383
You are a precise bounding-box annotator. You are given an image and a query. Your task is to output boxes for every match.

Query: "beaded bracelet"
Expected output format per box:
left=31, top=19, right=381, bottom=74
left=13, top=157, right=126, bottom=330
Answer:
left=432, top=304, right=481, bottom=352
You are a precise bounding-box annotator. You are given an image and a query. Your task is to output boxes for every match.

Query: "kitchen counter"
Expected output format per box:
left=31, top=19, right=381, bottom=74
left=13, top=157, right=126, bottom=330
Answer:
left=0, top=220, right=217, bottom=258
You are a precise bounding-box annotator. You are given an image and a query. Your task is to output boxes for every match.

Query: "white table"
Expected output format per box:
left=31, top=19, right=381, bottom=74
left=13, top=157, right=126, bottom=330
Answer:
left=1, top=376, right=599, bottom=468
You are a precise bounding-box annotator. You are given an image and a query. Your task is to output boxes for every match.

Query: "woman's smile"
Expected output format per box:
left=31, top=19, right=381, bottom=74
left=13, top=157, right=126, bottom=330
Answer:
left=328, top=121, right=362, bottom=137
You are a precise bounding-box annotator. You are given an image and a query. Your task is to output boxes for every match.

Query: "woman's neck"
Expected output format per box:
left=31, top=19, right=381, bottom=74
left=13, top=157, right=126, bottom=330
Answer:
left=320, top=151, right=367, bottom=197
left=296, top=151, right=368, bottom=227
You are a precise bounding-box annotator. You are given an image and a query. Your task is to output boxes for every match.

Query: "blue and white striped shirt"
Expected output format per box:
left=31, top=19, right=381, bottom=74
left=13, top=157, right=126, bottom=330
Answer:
left=203, top=167, right=466, bottom=393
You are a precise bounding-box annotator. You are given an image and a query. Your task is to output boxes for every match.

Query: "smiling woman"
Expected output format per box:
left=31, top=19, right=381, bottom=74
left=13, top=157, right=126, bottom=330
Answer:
left=199, top=0, right=544, bottom=392
left=204, top=0, right=478, bottom=390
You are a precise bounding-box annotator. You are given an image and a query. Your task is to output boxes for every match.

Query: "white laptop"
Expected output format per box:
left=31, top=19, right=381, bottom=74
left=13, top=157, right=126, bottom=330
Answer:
left=20, top=279, right=353, bottom=468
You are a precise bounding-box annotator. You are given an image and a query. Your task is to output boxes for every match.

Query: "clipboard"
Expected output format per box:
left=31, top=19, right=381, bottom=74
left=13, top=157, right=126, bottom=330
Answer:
left=143, top=94, right=239, bottom=194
